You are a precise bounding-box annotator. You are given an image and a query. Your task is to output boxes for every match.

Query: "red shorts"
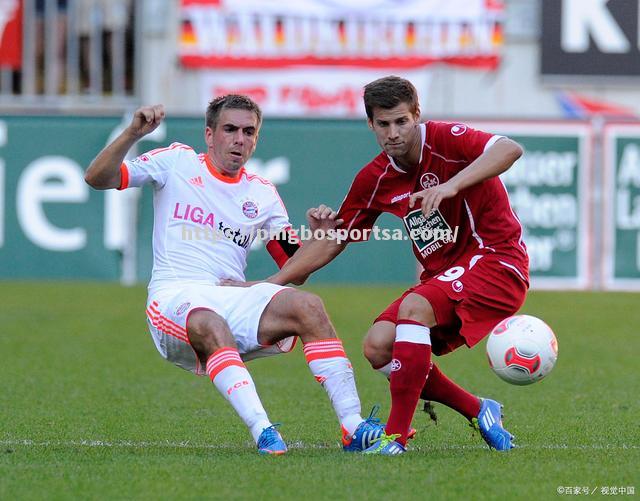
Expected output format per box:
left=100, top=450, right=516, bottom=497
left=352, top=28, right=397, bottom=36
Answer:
left=375, top=253, right=528, bottom=356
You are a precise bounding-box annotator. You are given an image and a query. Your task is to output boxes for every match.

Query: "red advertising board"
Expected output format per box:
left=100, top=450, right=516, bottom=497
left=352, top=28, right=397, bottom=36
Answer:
left=179, top=0, right=504, bottom=70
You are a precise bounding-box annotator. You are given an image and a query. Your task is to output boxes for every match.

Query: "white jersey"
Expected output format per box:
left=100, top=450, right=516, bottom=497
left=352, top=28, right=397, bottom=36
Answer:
left=120, top=142, right=291, bottom=292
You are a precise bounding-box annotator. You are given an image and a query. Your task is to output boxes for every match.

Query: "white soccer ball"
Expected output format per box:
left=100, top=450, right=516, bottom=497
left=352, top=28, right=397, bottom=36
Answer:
left=486, top=315, right=558, bottom=386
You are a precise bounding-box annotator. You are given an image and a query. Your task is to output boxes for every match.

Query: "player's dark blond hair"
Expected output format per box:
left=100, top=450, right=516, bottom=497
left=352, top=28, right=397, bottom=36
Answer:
left=363, top=76, right=420, bottom=121
left=206, top=94, right=263, bottom=130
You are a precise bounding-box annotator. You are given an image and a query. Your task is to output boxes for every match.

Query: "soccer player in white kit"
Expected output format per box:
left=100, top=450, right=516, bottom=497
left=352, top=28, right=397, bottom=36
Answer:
left=84, top=96, right=384, bottom=455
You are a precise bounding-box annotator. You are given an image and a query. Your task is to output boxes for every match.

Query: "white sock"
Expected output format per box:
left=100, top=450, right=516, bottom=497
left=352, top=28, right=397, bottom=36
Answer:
left=396, top=322, right=431, bottom=344
left=206, top=348, right=272, bottom=443
left=303, top=338, right=363, bottom=435
left=374, top=322, right=431, bottom=380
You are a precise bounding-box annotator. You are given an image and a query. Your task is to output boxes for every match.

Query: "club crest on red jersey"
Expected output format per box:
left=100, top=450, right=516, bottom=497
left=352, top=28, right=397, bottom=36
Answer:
left=420, top=173, right=439, bottom=190
left=242, top=200, right=259, bottom=219
left=450, top=124, right=467, bottom=136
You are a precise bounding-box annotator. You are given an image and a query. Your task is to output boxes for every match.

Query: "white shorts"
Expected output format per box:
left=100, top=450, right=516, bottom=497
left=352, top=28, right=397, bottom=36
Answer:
left=145, top=283, right=296, bottom=376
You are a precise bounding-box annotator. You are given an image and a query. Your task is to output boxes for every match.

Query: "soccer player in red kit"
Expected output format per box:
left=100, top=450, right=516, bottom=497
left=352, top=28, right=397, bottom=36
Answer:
left=225, top=76, right=528, bottom=454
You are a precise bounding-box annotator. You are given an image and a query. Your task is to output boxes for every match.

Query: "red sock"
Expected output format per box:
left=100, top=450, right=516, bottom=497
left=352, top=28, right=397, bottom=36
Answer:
left=386, top=320, right=432, bottom=446
left=420, top=362, right=481, bottom=420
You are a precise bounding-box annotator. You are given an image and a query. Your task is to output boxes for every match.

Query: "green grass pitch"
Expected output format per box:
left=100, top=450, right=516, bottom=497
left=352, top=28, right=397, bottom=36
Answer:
left=1, top=283, right=638, bottom=499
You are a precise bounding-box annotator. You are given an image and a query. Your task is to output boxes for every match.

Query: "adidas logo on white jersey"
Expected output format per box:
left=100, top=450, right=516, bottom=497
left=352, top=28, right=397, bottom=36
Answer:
left=189, top=176, right=204, bottom=187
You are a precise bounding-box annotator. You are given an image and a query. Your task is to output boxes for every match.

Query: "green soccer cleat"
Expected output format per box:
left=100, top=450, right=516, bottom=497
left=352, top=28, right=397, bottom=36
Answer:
left=363, top=433, right=406, bottom=455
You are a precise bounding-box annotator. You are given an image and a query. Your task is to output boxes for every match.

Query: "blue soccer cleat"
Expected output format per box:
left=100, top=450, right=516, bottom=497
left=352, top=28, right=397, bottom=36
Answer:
left=363, top=433, right=406, bottom=455
left=471, top=398, right=515, bottom=451
left=257, top=424, right=287, bottom=455
left=342, top=405, right=385, bottom=452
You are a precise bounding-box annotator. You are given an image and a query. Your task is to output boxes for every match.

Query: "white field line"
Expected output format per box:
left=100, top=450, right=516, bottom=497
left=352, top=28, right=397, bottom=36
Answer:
left=0, top=439, right=638, bottom=451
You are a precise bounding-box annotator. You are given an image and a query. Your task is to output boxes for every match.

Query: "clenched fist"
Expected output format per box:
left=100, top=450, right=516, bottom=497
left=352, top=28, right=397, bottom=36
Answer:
left=128, top=105, right=165, bottom=139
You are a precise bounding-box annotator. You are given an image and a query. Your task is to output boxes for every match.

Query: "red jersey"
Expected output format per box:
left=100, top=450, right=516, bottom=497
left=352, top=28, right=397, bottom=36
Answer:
left=338, top=121, right=529, bottom=283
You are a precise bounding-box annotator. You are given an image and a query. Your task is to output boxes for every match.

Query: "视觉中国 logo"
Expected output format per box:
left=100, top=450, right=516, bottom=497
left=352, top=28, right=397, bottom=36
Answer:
left=242, top=201, right=259, bottom=219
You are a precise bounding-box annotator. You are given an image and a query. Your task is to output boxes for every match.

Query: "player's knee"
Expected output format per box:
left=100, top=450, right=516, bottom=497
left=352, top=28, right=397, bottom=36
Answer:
left=186, top=309, right=234, bottom=354
left=363, top=332, right=392, bottom=368
left=397, top=293, right=436, bottom=326
left=289, top=291, right=333, bottom=339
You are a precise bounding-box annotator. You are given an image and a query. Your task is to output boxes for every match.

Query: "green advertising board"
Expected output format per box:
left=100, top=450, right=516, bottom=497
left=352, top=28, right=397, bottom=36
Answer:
left=471, top=122, right=593, bottom=289
left=0, top=116, right=123, bottom=279
left=604, top=125, right=640, bottom=290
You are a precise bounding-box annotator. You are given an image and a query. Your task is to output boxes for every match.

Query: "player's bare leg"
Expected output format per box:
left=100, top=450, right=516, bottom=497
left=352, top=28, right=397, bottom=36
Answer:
left=258, top=289, right=383, bottom=449
left=187, top=310, right=284, bottom=454
left=187, top=309, right=237, bottom=365
left=257, top=289, right=336, bottom=345
left=363, top=321, right=395, bottom=371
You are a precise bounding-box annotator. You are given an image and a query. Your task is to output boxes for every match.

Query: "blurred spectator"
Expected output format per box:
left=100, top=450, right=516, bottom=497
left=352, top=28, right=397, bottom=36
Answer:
left=75, top=0, right=132, bottom=93
left=36, top=0, right=68, bottom=93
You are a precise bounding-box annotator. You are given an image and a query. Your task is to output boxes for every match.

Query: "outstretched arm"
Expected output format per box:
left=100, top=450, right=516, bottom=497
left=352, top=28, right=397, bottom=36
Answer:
left=221, top=205, right=347, bottom=287
left=84, top=104, right=165, bottom=190
left=267, top=234, right=346, bottom=286
left=410, top=137, right=523, bottom=215
left=269, top=205, right=346, bottom=285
